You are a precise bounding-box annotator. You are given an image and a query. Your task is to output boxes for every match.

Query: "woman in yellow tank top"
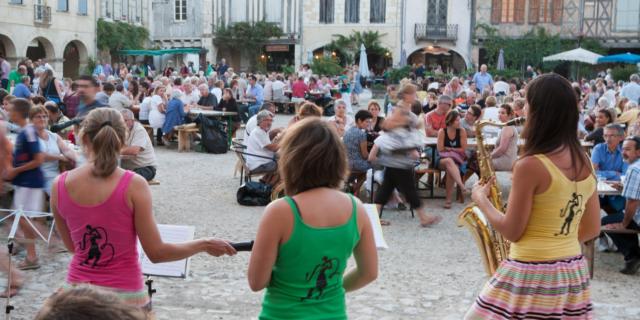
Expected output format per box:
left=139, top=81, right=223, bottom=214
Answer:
left=465, top=74, right=601, bottom=319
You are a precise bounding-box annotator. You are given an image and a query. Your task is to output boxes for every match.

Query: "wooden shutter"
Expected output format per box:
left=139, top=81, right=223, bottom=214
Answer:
left=551, top=0, right=563, bottom=25
left=529, top=0, right=540, bottom=24
left=491, top=0, right=502, bottom=24
left=514, top=0, right=526, bottom=24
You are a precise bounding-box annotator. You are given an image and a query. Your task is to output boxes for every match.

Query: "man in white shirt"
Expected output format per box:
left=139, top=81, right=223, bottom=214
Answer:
left=245, top=110, right=277, bottom=174
left=108, top=84, right=132, bottom=111
left=493, top=77, right=510, bottom=96
left=244, top=103, right=276, bottom=140
left=603, top=81, right=617, bottom=108
left=621, top=74, right=640, bottom=104
left=120, top=109, right=157, bottom=181
left=271, top=75, right=287, bottom=102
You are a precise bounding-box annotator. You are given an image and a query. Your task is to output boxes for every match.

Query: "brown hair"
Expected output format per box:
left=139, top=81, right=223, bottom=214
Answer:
left=397, top=83, right=417, bottom=100
left=485, top=96, right=497, bottom=108
left=80, top=108, right=127, bottom=177
left=445, top=109, right=460, bottom=127
left=598, top=108, right=616, bottom=124
left=31, top=95, right=46, bottom=106
left=35, top=286, right=147, bottom=320
left=513, top=98, right=526, bottom=110
left=28, top=105, right=48, bottom=120
left=10, top=98, right=32, bottom=119
left=367, top=101, right=381, bottom=111
left=278, top=118, right=347, bottom=196
left=297, top=102, right=323, bottom=119
left=522, top=73, right=589, bottom=175
left=499, top=103, right=514, bottom=117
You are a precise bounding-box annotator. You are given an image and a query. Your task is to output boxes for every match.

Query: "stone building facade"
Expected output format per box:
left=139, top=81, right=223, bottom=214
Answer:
left=0, top=0, right=97, bottom=78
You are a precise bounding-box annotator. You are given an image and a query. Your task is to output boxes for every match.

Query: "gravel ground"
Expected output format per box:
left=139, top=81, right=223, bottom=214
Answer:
left=2, top=106, right=639, bottom=319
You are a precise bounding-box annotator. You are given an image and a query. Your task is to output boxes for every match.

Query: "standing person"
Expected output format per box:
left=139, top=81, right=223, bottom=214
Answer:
left=4, top=98, right=45, bottom=269
left=51, top=108, right=236, bottom=310
left=472, top=64, right=493, bottom=94
left=0, top=56, right=10, bottom=90
left=217, top=58, right=229, bottom=77
left=465, top=74, right=600, bottom=319
left=39, top=69, right=64, bottom=106
left=248, top=118, right=378, bottom=319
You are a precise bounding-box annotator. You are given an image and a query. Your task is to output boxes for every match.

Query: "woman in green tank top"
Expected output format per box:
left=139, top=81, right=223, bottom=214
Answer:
left=248, top=118, right=378, bottom=320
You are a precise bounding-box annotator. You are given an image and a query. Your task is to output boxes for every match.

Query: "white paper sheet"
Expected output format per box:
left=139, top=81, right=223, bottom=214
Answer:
left=138, top=224, right=195, bottom=278
left=363, top=204, right=389, bottom=250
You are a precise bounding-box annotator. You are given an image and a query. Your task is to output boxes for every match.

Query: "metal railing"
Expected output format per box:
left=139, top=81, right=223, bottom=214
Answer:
left=414, top=23, right=458, bottom=41
left=34, top=5, right=51, bottom=25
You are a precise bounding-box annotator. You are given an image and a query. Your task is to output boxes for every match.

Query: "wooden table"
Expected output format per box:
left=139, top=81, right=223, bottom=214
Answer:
left=188, top=109, right=238, bottom=146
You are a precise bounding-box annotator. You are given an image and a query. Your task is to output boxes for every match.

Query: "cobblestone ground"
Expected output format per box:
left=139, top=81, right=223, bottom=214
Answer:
left=2, top=110, right=639, bottom=319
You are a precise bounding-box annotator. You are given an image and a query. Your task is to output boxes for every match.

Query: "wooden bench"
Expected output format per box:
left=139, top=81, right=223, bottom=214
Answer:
left=148, top=179, right=160, bottom=186
left=142, top=124, right=154, bottom=145
left=175, top=123, right=199, bottom=152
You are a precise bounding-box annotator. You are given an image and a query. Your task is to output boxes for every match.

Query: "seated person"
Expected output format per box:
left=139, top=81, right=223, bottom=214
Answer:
left=162, top=91, right=190, bottom=141
left=437, top=110, right=468, bottom=208
left=603, top=136, right=640, bottom=275
left=425, top=95, right=452, bottom=137
left=460, top=104, right=481, bottom=138
left=343, top=110, right=373, bottom=173
left=327, top=100, right=354, bottom=138
left=288, top=102, right=323, bottom=127
left=120, top=109, right=158, bottom=181
left=196, top=84, right=217, bottom=110
left=217, top=88, right=241, bottom=138
left=491, top=104, right=518, bottom=171
left=245, top=103, right=276, bottom=140
left=592, top=124, right=627, bottom=214
left=35, top=286, right=146, bottom=320
left=44, top=101, right=71, bottom=138
left=585, top=108, right=615, bottom=145
left=480, top=96, right=500, bottom=137
left=245, top=111, right=278, bottom=181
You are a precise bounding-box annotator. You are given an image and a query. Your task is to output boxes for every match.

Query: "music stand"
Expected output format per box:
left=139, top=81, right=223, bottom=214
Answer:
left=0, top=207, right=55, bottom=319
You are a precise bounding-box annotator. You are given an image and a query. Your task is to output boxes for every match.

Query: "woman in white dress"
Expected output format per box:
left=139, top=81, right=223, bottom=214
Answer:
left=148, top=85, right=167, bottom=145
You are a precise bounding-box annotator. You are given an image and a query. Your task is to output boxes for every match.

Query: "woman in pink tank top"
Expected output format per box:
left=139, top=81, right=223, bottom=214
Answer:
left=50, top=108, right=236, bottom=309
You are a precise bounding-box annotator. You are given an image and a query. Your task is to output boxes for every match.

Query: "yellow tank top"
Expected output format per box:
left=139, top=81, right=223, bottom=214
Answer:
left=509, top=154, right=596, bottom=261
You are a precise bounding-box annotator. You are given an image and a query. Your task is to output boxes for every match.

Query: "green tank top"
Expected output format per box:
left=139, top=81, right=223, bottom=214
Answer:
left=260, top=195, right=360, bottom=320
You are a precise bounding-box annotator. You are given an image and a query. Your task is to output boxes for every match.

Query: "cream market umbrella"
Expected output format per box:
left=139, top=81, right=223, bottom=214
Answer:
left=542, top=47, right=603, bottom=65
left=358, top=44, right=370, bottom=78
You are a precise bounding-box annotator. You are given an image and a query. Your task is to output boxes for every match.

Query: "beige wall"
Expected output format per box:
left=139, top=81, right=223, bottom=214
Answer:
left=0, top=0, right=96, bottom=77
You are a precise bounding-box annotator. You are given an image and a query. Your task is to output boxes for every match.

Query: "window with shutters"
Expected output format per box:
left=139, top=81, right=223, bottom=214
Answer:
left=370, top=0, right=386, bottom=23
left=229, top=0, right=247, bottom=23
left=58, top=0, right=68, bottom=12
left=345, top=0, right=360, bottom=23
left=78, top=0, right=88, bottom=15
left=427, top=0, right=448, bottom=26
left=175, top=0, right=187, bottom=21
left=615, top=0, right=639, bottom=31
left=320, top=0, right=334, bottom=23
left=491, top=0, right=525, bottom=24
left=265, top=0, right=282, bottom=24
left=530, top=0, right=563, bottom=24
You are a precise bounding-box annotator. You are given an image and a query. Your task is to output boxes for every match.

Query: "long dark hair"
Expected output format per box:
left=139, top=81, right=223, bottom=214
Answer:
left=521, top=73, right=589, bottom=177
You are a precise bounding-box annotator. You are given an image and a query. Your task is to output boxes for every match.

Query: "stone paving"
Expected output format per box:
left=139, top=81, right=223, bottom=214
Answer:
left=1, top=112, right=638, bottom=319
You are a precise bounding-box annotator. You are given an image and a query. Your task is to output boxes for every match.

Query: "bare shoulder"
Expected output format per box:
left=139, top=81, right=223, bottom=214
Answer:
left=513, top=156, right=548, bottom=178
left=129, top=172, right=150, bottom=190
left=262, top=197, right=294, bottom=221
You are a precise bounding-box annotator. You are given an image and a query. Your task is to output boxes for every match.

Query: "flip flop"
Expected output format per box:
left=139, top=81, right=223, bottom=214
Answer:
left=0, top=286, right=19, bottom=298
left=420, top=215, right=442, bottom=228
left=380, top=219, right=391, bottom=226
left=17, top=258, right=40, bottom=271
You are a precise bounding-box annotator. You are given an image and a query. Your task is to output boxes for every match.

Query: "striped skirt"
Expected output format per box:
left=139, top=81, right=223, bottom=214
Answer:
left=465, top=255, right=593, bottom=320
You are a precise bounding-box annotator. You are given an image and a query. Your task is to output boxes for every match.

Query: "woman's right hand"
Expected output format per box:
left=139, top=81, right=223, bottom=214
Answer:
left=203, top=238, right=237, bottom=257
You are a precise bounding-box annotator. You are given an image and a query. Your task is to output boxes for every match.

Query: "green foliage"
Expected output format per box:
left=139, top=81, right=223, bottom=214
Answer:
left=611, top=65, right=638, bottom=82
left=387, top=66, right=411, bottom=84
left=310, top=57, right=344, bottom=76
left=214, top=21, right=283, bottom=69
left=83, top=57, right=97, bottom=76
left=281, top=64, right=295, bottom=75
left=475, top=23, right=605, bottom=72
left=488, top=68, right=522, bottom=79
left=326, top=31, right=388, bottom=66
left=97, top=19, right=149, bottom=55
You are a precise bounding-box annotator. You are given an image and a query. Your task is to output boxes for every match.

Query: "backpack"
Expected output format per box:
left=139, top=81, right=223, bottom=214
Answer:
left=236, top=181, right=272, bottom=206
left=194, top=114, right=228, bottom=154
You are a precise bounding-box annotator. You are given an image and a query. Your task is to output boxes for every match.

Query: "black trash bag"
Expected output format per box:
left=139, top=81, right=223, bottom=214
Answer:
left=237, top=181, right=272, bottom=206
left=194, top=114, right=228, bottom=154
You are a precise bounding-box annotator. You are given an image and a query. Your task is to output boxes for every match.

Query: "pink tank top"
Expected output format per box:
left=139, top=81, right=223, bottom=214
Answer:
left=57, top=170, right=143, bottom=291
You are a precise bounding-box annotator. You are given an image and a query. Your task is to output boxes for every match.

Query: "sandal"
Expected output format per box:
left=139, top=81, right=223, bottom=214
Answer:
left=0, top=286, right=19, bottom=298
left=443, top=201, right=452, bottom=209
left=380, top=219, right=391, bottom=226
left=17, top=258, right=40, bottom=270
left=420, top=215, right=442, bottom=228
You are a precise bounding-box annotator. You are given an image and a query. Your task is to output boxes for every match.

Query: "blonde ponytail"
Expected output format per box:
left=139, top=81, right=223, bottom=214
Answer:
left=80, top=108, right=127, bottom=177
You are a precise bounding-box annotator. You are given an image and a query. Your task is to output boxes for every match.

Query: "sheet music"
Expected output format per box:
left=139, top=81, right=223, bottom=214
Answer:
left=363, top=204, right=389, bottom=250
left=138, top=224, right=195, bottom=278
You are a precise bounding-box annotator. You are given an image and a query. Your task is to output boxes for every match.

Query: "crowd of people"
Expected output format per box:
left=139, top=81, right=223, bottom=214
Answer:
left=0, top=51, right=640, bottom=318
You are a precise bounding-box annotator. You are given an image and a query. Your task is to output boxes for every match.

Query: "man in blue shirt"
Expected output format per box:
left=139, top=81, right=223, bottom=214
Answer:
left=603, top=135, right=640, bottom=275
left=12, top=76, right=31, bottom=99
left=246, top=75, right=264, bottom=117
left=5, top=98, right=44, bottom=269
left=592, top=124, right=627, bottom=214
left=472, top=64, right=493, bottom=94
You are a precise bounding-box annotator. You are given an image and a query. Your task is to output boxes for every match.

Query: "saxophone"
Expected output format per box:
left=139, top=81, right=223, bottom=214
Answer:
left=457, top=117, right=525, bottom=276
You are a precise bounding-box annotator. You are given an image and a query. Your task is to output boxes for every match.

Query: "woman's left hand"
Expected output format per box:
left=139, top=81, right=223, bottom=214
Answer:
left=471, top=176, right=495, bottom=204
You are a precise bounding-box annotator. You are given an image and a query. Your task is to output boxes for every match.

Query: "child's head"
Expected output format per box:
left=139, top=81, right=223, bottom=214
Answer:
left=35, top=286, right=147, bottom=320
left=8, top=98, right=31, bottom=123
